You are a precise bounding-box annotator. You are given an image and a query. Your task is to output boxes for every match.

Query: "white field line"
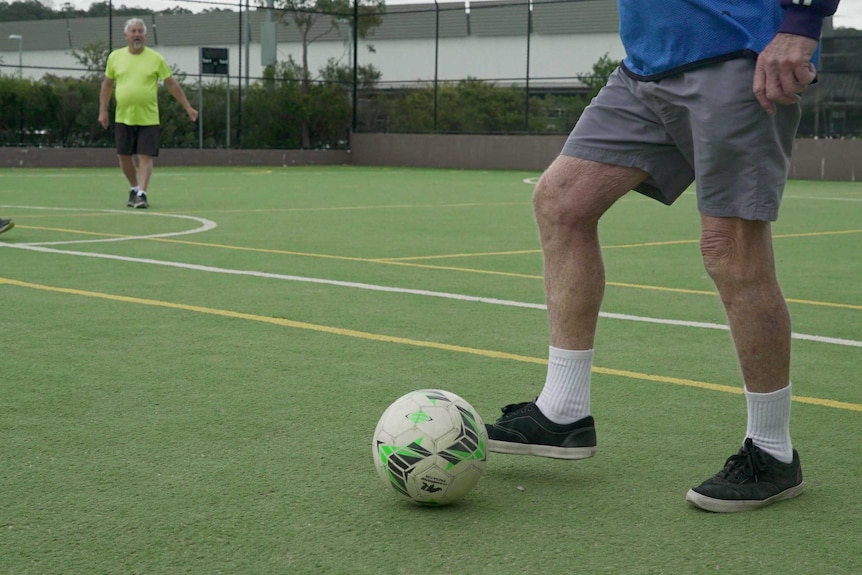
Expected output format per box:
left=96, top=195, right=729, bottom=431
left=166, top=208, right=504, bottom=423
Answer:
left=4, top=242, right=860, bottom=349
left=0, top=205, right=217, bottom=244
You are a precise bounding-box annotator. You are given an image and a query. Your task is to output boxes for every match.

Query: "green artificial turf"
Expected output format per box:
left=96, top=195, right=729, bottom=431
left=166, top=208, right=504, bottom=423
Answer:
left=0, top=167, right=859, bottom=574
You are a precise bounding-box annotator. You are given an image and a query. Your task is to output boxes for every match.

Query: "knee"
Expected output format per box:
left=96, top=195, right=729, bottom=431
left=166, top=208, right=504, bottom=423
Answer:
left=533, top=173, right=564, bottom=222
left=700, top=223, right=772, bottom=287
left=700, top=228, right=737, bottom=281
left=532, top=167, right=595, bottom=230
left=533, top=158, right=644, bottom=230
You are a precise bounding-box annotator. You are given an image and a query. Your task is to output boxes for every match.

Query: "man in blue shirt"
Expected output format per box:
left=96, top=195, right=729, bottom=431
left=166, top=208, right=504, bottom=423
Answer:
left=486, top=0, right=841, bottom=512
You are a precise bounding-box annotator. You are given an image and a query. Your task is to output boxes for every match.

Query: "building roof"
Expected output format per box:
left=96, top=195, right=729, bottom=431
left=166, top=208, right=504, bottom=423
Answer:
left=1, top=0, right=619, bottom=52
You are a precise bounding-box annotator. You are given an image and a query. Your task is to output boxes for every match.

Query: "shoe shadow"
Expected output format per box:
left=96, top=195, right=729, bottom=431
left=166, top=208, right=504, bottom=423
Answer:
left=484, top=457, right=600, bottom=495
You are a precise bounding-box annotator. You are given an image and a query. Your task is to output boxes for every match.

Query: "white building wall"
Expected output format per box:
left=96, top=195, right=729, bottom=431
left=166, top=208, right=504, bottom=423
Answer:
left=0, top=32, right=624, bottom=86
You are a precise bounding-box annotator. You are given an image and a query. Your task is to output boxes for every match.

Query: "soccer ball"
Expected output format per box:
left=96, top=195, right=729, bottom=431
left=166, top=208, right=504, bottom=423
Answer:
left=372, top=389, right=488, bottom=506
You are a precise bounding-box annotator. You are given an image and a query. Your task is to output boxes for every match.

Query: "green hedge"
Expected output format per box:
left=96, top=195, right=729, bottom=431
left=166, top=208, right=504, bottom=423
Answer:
left=0, top=73, right=596, bottom=149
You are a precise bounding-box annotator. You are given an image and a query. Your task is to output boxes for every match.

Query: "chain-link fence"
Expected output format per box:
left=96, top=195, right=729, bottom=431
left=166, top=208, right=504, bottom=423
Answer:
left=0, top=0, right=860, bottom=148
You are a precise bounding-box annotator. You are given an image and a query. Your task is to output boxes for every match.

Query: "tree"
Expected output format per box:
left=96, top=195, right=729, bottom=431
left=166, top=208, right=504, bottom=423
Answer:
left=0, top=0, right=57, bottom=21
left=577, top=53, right=621, bottom=99
left=0, top=0, right=173, bottom=20
left=268, top=0, right=385, bottom=147
left=70, top=41, right=111, bottom=81
left=158, top=6, right=194, bottom=14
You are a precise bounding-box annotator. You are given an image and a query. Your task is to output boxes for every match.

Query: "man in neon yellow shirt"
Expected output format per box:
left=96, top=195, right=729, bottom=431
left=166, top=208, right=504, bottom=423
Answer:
left=98, top=18, right=198, bottom=209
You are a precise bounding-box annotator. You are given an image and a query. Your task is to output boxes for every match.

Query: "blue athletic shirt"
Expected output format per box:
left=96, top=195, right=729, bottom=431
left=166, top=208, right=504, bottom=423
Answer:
left=619, top=0, right=842, bottom=80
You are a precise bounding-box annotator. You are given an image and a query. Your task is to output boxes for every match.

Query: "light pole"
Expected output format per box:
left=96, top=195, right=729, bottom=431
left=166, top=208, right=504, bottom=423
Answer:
left=8, top=34, right=23, bottom=143
left=8, top=34, right=22, bottom=79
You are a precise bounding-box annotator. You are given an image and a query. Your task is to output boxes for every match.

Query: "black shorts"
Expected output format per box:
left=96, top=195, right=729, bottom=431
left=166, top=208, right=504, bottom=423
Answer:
left=115, top=123, right=160, bottom=157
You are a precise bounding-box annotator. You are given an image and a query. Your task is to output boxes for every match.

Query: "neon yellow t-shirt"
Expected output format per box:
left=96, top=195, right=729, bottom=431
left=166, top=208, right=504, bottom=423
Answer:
left=105, top=47, right=173, bottom=126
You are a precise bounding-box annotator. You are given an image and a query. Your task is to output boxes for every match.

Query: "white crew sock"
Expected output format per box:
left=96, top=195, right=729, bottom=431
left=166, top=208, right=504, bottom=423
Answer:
left=535, top=346, right=593, bottom=424
left=745, top=384, right=793, bottom=463
left=132, top=185, right=141, bottom=193
left=138, top=189, right=146, bottom=196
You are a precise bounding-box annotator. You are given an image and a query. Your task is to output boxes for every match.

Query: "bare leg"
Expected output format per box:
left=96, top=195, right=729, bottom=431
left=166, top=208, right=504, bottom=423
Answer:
left=135, top=154, right=154, bottom=191
left=488, top=156, right=647, bottom=459
left=118, top=155, right=138, bottom=188
left=700, top=215, right=791, bottom=393
left=534, top=156, right=648, bottom=349
left=686, top=216, right=797, bottom=512
left=488, top=156, right=649, bottom=453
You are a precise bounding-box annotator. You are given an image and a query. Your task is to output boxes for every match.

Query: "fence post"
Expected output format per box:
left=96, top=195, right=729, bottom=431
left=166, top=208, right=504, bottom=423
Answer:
left=525, top=0, right=532, bottom=132
left=352, top=0, right=359, bottom=133
left=434, top=0, right=439, bottom=133
left=198, top=72, right=204, bottom=149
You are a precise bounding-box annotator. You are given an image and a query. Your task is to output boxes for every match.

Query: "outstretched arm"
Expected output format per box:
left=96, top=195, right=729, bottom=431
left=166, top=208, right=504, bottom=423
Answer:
left=753, top=0, right=841, bottom=115
left=164, top=76, right=199, bottom=122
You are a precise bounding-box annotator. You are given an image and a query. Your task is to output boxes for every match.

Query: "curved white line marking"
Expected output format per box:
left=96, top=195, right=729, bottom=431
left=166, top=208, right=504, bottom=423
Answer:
left=0, top=205, right=217, bottom=245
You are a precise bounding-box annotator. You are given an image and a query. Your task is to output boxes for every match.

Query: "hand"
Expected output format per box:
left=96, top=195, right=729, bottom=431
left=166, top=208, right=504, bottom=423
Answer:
left=187, top=107, right=199, bottom=122
left=754, top=33, right=818, bottom=115
left=98, top=111, right=109, bottom=129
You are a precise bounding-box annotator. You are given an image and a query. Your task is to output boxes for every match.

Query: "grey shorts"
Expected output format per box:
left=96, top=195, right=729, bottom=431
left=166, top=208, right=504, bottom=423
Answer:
left=562, top=58, right=800, bottom=221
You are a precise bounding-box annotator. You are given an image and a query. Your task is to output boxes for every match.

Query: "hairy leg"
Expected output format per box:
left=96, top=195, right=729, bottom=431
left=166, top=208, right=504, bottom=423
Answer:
left=534, top=156, right=648, bottom=349
left=700, top=215, right=791, bottom=393
left=135, top=154, right=154, bottom=191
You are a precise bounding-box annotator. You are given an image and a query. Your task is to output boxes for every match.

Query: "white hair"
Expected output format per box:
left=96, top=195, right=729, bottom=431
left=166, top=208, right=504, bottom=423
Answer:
left=124, top=18, right=147, bottom=34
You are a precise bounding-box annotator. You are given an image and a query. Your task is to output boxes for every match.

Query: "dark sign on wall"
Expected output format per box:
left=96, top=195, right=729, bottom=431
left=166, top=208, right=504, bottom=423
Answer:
left=200, top=47, right=229, bottom=75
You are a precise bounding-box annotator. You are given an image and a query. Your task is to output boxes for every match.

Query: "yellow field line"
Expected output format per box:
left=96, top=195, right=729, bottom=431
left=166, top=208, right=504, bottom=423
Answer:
left=380, top=249, right=542, bottom=262
left=604, top=281, right=862, bottom=310
left=20, top=225, right=131, bottom=237
left=3, top=277, right=859, bottom=413
left=377, top=228, right=862, bottom=260
left=8, top=202, right=528, bottom=217
left=775, top=229, right=862, bottom=239
left=9, top=226, right=861, bottom=310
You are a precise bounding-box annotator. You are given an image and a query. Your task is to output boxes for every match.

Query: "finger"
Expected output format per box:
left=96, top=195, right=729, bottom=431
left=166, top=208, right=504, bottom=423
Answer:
left=764, top=72, right=786, bottom=112
left=795, top=62, right=817, bottom=88
left=775, top=92, right=801, bottom=106
left=753, top=65, right=775, bottom=114
left=778, top=68, right=802, bottom=99
left=765, top=64, right=800, bottom=106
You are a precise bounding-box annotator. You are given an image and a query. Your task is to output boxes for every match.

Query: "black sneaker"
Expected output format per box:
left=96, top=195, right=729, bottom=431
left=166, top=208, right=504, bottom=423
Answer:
left=126, top=189, right=137, bottom=207
left=486, top=400, right=597, bottom=460
left=133, top=192, right=149, bottom=209
left=0, top=218, right=14, bottom=235
left=686, top=438, right=804, bottom=513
